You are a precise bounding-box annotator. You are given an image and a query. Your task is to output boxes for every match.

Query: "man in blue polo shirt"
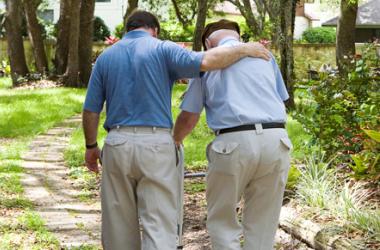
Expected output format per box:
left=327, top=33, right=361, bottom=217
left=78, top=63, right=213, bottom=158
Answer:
left=174, top=20, right=292, bottom=250
left=82, top=11, right=270, bottom=250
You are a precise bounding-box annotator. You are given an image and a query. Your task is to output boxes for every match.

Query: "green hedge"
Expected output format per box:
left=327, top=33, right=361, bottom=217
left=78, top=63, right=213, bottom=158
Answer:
left=302, top=27, right=336, bottom=44
left=93, top=16, right=111, bottom=41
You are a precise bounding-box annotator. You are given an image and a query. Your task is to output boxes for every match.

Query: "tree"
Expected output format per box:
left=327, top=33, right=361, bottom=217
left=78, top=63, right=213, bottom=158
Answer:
left=23, top=0, right=49, bottom=74
left=79, top=0, right=96, bottom=86
left=62, top=0, right=81, bottom=87
left=193, top=0, right=208, bottom=51
left=227, top=0, right=268, bottom=37
left=278, top=0, right=297, bottom=109
left=336, top=0, right=358, bottom=75
left=54, top=0, right=71, bottom=75
left=4, top=0, right=29, bottom=85
left=123, top=0, right=139, bottom=24
left=171, top=0, right=197, bottom=29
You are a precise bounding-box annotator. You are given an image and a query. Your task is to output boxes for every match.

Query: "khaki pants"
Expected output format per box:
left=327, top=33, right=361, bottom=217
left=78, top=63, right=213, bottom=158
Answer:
left=206, top=128, right=292, bottom=250
left=101, top=127, right=179, bottom=250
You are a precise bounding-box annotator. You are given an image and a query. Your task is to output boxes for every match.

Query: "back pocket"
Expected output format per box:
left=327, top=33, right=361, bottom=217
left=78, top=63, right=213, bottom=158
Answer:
left=208, top=141, right=240, bottom=175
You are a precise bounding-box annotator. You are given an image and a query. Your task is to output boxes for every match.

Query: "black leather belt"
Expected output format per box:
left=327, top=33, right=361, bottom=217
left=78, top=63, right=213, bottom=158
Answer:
left=216, top=123, right=285, bottom=135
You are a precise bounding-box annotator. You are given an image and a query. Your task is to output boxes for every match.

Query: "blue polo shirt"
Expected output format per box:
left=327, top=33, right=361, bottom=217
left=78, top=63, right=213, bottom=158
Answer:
left=83, top=30, right=204, bottom=130
left=180, top=37, right=288, bottom=131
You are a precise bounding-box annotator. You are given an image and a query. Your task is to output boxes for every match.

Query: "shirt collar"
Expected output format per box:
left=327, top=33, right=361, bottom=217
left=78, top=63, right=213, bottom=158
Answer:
left=123, top=30, right=151, bottom=39
left=218, top=36, right=240, bottom=46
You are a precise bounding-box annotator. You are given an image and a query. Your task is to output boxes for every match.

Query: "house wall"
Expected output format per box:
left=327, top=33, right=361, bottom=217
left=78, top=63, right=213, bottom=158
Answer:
left=295, top=16, right=311, bottom=39
left=49, top=0, right=128, bottom=32
left=356, top=28, right=380, bottom=43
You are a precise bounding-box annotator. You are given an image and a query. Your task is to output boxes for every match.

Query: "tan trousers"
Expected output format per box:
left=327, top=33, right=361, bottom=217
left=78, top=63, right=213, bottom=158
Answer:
left=101, top=127, right=179, bottom=250
left=206, top=128, right=292, bottom=250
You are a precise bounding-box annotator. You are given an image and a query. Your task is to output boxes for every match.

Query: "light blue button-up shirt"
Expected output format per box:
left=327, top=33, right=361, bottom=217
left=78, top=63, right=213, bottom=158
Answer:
left=180, top=37, right=289, bottom=131
left=84, top=30, right=204, bottom=130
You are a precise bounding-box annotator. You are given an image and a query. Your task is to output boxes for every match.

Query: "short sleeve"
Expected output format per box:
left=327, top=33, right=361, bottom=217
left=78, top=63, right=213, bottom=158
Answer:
left=163, top=41, right=204, bottom=80
left=83, top=59, right=105, bottom=113
left=180, top=78, right=205, bottom=114
left=271, top=56, right=289, bottom=101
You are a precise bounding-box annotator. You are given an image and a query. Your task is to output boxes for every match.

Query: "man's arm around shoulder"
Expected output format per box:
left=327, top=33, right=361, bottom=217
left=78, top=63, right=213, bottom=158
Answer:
left=200, top=42, right=271, bottom=71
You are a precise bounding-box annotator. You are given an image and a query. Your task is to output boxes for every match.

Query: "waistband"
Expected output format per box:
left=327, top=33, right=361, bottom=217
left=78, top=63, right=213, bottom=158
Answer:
left=110, top=126, right=172, bottom=134
left=215, top=123, right=285, bottom=136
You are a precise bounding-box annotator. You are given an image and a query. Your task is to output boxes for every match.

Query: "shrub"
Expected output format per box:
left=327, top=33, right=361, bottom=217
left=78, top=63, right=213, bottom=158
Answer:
left=114, top=23, right=125, bottom=39
left=302, top=27, right=336, bottom=43
left=159, top=21, right=194, bottom=42
left=293, top=43, right=380, bottom=168
left=93, top=16, right=110, bottom=41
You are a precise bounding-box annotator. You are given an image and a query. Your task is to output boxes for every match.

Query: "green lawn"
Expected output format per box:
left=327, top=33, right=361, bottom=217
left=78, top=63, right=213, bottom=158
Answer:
left=0, top=77, right=86, bottom=249
left=0, top=85, right=85, bottom=138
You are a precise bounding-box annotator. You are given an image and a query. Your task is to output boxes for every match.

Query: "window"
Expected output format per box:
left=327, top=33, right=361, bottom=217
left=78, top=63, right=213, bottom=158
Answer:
left=38, top=10, right=54, bottom=22
left=375, top=29, right=380, bottom=38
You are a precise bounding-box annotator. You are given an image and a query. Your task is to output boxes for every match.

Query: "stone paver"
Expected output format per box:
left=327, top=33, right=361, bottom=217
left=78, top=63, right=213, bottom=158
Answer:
left=20, top=115, right=101, bottom=248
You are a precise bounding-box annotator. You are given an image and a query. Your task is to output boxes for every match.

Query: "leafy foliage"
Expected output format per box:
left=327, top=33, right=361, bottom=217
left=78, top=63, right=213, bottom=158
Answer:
left=113, top=23, right=124, bottom=39
left=351, top=129, right=380, bottom=180
left=93, top=16, right=111, bottom=41
left=302, top=27, right=336, bottom=44
left=159, top=21, right=195, bottom=42
left=293, top=43, right=380, bottom=180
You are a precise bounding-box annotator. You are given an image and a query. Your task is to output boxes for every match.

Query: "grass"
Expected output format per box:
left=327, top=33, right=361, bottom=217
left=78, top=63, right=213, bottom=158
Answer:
left=0, top=211, right=59, bottom=249
left=0, top=77, right=87, bottom=248
left=185, top=181, right=206, bottom=194
left=0, top=86, right=85, bottom=138
left=296, top=152, right=380, bottom=244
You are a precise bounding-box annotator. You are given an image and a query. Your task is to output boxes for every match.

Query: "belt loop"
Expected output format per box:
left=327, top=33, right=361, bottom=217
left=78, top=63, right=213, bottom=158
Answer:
left=116, top=125, right=120, bottom=131
left=133, top=127, right=137, bottom=133
left=153, top=127, right=156, bottom=133
left=215, top=130, right=220, bottom=136
left=255, top=123, right=263, bottom=135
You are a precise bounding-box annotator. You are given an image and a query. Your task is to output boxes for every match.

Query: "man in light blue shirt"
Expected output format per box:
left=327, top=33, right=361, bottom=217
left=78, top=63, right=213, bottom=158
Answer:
left=174, top=20, right=293, bottom=250
left=82, top=12, right=271, bottom=250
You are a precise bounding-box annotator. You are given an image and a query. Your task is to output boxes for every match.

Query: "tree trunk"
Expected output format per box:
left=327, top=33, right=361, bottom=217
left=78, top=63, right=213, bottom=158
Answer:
left=23, top=0, right=49, bottom=75
left=227, top=0, right=262, bottom=37
left=279, top=207, right=355, bottom=250
left=192, top=0, right=207, bottom=51
left=78, top=0, right=95, bottom=87
left=62, top=0, right=81, bottom=87
left=54, top=0, right=71, bottom=75
left=123, top=0, right=139, bottom=24
left=171, top=0, right=191, bottom=29
left=279, top=0, right=296, bottom=109
left=4, top=0, right=29, bottom=85
left=336, top=0, right=358, bottom=76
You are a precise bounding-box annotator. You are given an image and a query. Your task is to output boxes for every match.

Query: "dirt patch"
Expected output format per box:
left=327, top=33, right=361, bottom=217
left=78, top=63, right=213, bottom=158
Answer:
left=14, top=80, right=62, bottom=90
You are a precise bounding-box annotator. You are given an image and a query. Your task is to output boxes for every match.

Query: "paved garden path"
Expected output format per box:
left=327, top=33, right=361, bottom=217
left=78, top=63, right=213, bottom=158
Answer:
left=20, top=115, right=101, bottom=248
left=19, top=114, right=309, bottom=249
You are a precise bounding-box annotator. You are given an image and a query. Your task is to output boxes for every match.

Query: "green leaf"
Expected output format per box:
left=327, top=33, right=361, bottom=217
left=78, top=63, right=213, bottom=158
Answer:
left=351, top=155, right=368, bottom=175
left=363, top=129, right=380, bottom=143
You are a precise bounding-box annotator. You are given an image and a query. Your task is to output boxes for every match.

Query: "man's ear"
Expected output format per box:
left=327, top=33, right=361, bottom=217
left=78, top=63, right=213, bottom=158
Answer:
left=205, top=38, right=211, bottom=50
left=152, top=28, right=158, bottom=38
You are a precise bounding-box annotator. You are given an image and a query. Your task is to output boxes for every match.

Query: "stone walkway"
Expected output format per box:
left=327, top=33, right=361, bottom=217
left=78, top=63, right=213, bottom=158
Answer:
left=20, top=115, right=101, bottom=248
